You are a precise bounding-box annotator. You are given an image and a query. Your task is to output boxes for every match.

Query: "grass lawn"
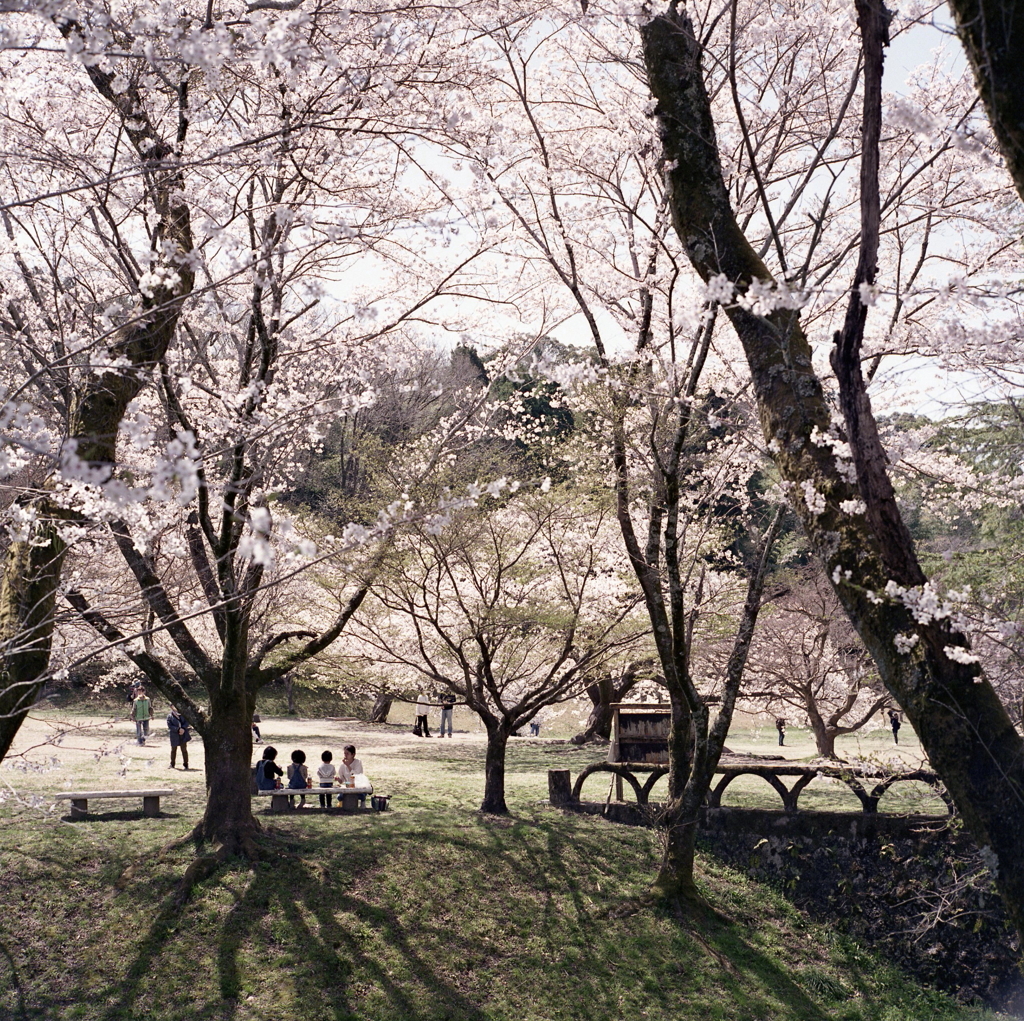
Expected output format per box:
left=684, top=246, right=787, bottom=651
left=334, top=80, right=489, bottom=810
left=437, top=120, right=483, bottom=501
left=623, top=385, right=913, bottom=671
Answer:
left=0, top=707, right=1003, bottom=1021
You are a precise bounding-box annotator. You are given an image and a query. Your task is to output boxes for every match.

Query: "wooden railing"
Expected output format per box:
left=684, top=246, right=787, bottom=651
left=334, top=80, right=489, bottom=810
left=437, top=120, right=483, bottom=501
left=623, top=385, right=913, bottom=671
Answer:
left=559, top=762, right=952, bottom=815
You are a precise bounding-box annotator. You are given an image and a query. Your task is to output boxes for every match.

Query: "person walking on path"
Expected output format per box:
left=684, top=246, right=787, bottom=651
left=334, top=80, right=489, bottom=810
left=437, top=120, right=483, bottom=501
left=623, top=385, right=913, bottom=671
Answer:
left=889, top=709, right=902, bottom=744
left=132, top=689, right=152, bottom=745
left=775, top=717, right=786, bottom=747
left=438, top=692, right=455, bottom=738
left=415, top=693, right=432, bottom=737
left=167, top=707, right=192, bottom=769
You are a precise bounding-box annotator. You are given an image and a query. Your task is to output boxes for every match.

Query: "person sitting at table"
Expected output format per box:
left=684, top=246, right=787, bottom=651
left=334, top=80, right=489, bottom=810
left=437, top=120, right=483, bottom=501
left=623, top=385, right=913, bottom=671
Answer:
left=287, top=749, right=310, bottom=807
left=317, top=749, right=337, bottom=808
left=255, top=746, right=284, bottom=790
left=338, top=744, right=368, bottom=806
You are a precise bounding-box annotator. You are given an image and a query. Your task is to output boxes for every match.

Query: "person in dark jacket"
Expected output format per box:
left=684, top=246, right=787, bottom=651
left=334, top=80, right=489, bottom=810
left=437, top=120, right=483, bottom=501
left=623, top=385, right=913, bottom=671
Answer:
left=255, top=746, right=284, bottom=790
left=888, top=709, right=902, bottom=744
left=167, top=707, right=192, bottom=769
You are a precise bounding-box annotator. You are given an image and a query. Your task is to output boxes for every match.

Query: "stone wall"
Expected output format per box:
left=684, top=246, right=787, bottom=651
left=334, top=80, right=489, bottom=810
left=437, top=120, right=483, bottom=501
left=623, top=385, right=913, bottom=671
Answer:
left=698, top=808, right=1020, bottom=1012
left=556, top=792, right=1021, bottom=1011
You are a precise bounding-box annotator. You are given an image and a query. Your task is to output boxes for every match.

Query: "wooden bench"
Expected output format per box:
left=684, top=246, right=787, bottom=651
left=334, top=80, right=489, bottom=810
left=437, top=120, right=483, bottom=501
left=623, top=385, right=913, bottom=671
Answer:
left=253, top=781, right=373, bottom=813
left=253, top=790, right=293, bottom=812
left=55, top=789, right=175, bottom=819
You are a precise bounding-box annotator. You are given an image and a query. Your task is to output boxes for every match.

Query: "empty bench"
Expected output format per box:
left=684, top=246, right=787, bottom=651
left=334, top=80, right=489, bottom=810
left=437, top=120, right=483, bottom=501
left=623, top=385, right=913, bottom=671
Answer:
left=55, top=789, right=175, bottom=819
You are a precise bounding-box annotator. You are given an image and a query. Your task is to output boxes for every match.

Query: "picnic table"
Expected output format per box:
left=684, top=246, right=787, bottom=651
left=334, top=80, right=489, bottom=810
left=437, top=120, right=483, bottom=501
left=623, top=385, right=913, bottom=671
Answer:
left=55, top=789, right=175, bottom=819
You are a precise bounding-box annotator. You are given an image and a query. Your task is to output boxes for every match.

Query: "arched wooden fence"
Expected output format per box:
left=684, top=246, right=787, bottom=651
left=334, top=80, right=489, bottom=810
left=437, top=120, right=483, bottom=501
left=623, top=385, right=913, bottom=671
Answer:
left=565, top=762, right=951, bottom=815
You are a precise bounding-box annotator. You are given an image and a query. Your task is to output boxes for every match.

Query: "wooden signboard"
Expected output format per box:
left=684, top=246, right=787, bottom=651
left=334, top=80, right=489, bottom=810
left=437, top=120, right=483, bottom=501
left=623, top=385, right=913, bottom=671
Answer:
left=609, top=703, right=671, bottom=766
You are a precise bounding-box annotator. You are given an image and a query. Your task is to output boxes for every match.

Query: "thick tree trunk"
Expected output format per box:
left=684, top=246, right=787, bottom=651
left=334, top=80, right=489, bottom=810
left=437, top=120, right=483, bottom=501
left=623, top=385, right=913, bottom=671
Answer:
left=0, top=517, right=67, bottom=759
left=0, top=44, right=194, bottom=765
left=196, top=690, right=262, bottom=853
left=369, top=692, right=393, bottom=724
left=481, top=722, right=511, bottom=814
left=571, top=666, right=645, bottom=745
left=947, top=0, right=1024, bottom=205
left=809, top=717, right=838, bottom=759
left=573, top=677, right=616, bottom=744
left=641, top=6, right=1024, bottom=940
left=654, top=805, right=701, bottom=902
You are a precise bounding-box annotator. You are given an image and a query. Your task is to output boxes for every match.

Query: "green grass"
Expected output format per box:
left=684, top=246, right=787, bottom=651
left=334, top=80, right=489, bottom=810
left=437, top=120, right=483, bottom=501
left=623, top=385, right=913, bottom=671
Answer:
left=0, top=712, right=1003, bottom=1021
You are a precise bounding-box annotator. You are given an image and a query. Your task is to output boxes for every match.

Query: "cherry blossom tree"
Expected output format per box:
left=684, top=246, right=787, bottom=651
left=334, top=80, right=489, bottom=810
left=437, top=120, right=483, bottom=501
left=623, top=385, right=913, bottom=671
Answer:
left=0, top=0, right=509, bottom=849
left=352, top=492, right=651, bottom=813
left=637, top=0, right=1024, bottom=930
left=742, top=570, right=890, bottom=759
left=435, top=5, right=793, bottom=897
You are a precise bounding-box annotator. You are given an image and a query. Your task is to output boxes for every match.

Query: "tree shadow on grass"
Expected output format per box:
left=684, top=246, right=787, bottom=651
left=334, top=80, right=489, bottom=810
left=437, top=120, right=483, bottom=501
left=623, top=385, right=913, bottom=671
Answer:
left=510, top=814, right=836, bottom=1021
left=62, top=810, right=185, bottom=823
left=678, top=908, right=835, bottom=1021
left=59, top=807, right=842, bottom=1021
left=97, top=825, right=495, bottom=1021
left=0, top=935, right=28, bottom=1021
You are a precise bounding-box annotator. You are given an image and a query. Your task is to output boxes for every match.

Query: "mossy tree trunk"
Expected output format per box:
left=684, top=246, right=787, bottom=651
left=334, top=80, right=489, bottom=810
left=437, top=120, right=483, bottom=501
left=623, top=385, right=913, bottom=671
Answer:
left=640, top=2, right=1024, bottom=939
left=198, top=650, right=262, bottom=853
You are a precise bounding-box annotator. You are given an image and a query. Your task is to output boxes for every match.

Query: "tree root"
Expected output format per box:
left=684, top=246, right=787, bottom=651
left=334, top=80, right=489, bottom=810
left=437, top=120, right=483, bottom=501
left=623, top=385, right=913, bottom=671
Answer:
left=170, top=846, right=231, bottom=910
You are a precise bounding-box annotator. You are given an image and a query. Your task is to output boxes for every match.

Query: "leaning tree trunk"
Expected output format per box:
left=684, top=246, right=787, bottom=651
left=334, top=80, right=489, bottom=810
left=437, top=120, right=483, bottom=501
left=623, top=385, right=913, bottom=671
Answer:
left=572, top=677, right=617, bottom=744
left=369, top=692, right=393, bottom=724
left=947, top=0, right=1024, bottom=205
left=480, top=721, right=512, bottom=814
left=571, top=665, right=645, bottom=745
left=641, top=5, right=1024, bottom=940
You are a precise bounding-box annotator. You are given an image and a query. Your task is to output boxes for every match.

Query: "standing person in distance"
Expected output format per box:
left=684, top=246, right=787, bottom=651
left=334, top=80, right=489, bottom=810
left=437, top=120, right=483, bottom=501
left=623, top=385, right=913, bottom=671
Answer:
left=775, top=717, right=786, bottom=747
left=167, top=706, right=192, bottom=769
left=251, top=712, right=262, bottom=744
left=132, top=687, right=152, bottom=746
left=888, top=709, right=902, bottom=745
left=415, top=692, right=432, bottom=738
left=438, top=692, right=455, bottom=738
